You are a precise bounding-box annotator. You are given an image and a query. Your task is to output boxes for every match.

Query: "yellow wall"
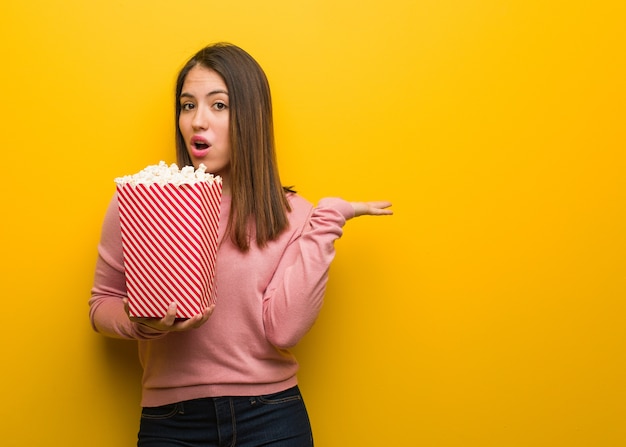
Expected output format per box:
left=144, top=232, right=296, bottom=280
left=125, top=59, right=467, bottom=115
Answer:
left=1, top=0, right=624, bottom=445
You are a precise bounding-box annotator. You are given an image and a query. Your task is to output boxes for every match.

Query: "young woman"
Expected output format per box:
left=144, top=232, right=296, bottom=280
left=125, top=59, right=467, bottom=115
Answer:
left=90, top=42, right=392, bottom=447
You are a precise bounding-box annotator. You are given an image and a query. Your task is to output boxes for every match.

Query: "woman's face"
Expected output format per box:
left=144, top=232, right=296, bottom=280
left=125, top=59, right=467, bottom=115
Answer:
left=178, top=65, right=231, bottom=191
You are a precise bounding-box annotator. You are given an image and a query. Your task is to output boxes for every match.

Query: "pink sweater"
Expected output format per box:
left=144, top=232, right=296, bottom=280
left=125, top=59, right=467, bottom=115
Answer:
left=89, top=192, right=354, bottom=407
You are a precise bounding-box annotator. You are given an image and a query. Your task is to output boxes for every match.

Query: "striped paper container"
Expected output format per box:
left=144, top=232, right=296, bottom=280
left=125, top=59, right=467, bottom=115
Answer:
left=117, top=181, right=222, bottom=319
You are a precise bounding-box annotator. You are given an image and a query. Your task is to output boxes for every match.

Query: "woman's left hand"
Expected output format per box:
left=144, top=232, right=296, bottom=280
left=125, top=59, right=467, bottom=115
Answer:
left=351, top=201, right=393, bottom=217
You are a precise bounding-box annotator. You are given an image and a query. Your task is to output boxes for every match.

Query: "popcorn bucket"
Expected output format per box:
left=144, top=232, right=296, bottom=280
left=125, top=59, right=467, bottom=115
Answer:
left=115, top=163, right=222, bottom=319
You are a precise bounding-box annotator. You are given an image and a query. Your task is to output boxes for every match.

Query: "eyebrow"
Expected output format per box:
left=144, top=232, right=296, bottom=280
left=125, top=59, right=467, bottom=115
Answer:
left=180, top=89, right=229, bottom=99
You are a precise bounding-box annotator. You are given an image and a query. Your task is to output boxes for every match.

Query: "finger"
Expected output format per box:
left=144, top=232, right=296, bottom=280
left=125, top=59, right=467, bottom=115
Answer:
left=160, top=302, right=178, bottom=327
left=122, top=298, right=131, bottom=316
left=370, top=201, right=393, bottom=210
left=130, top=317, right=160, bottom=330
left=369, top=201, right=393, bottom=215
left=173, top=315, right=203, bottom=331
left=372, top=200, right=392, bottom=207
left=373, top=207, right=393, bottom=215
left=189, top=304, right=215, bottom=329
left=175, top=305, right=214, bottom=330
left=201, top=304, right=216, bottom=321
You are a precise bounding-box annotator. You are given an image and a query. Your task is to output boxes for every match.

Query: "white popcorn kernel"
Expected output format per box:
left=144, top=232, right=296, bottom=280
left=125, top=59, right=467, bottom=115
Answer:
left=115, top=162, right=222, bottom=187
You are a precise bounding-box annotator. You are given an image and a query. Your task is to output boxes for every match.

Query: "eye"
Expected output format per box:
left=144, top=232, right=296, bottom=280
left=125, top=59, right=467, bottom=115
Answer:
left=213, top=101, right=228, bottom=111
left=181, top=102, right=195, bottom=112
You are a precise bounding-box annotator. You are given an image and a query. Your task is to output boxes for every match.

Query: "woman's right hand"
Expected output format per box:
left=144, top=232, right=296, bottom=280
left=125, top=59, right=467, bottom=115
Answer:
left=123, top=298, right=214, bottom=332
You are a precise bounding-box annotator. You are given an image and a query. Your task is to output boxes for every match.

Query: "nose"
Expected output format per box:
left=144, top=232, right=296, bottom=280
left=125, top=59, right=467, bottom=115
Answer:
left=191, top=106, right=209, bottom=131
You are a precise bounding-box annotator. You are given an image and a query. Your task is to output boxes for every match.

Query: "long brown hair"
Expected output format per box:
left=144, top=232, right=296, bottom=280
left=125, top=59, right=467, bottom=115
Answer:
left=175, top=43, right=292, bottom=251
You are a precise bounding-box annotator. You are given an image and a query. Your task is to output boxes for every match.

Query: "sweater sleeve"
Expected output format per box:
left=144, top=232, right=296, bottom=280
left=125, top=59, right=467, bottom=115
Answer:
left=262, top=197, right=355, bottom=349
left=88, top=195, right=168, bottom=340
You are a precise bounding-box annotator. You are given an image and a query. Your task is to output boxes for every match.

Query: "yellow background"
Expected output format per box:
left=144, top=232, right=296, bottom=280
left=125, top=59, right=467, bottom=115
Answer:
left=1, top=0, right=624, bottom=445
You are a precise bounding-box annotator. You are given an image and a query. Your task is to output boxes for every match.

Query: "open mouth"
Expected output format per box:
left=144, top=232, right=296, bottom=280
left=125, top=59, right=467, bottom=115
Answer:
left=191, top=136, right=210, bottom=152
left=190, top=136, right=211, bottom=158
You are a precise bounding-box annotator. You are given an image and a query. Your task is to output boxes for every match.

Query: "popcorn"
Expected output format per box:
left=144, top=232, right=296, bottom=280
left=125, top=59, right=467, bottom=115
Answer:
left=115, top=162, right=223, bottom=319
left=114, top=161, right=219, bottom=187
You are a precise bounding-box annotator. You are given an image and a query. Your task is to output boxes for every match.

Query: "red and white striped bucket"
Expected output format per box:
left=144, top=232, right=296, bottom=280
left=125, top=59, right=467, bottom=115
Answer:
left=117, top=181, right=222, bottom=318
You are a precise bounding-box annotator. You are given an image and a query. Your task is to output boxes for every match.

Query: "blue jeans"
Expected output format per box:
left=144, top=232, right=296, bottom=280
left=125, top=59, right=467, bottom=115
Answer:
left=137, top=386, right=313, bottom=447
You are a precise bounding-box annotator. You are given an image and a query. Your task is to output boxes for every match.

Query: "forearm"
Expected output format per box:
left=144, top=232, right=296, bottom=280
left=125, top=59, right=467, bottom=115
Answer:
left=90, top=197, right=168, bottom=341
left=263, top=198, right=354, bottom=348
left=89, top=293, right=166, bottom=340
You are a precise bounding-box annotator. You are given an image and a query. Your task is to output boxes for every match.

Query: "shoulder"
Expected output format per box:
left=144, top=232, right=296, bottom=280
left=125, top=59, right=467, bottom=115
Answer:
left=286, top=192, right=314, bottom=216
left=96, top=193, right=124, bottom=268
left=284, top=193, right=314, bottom=230
left=101, top=193, right=122, bottom=237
